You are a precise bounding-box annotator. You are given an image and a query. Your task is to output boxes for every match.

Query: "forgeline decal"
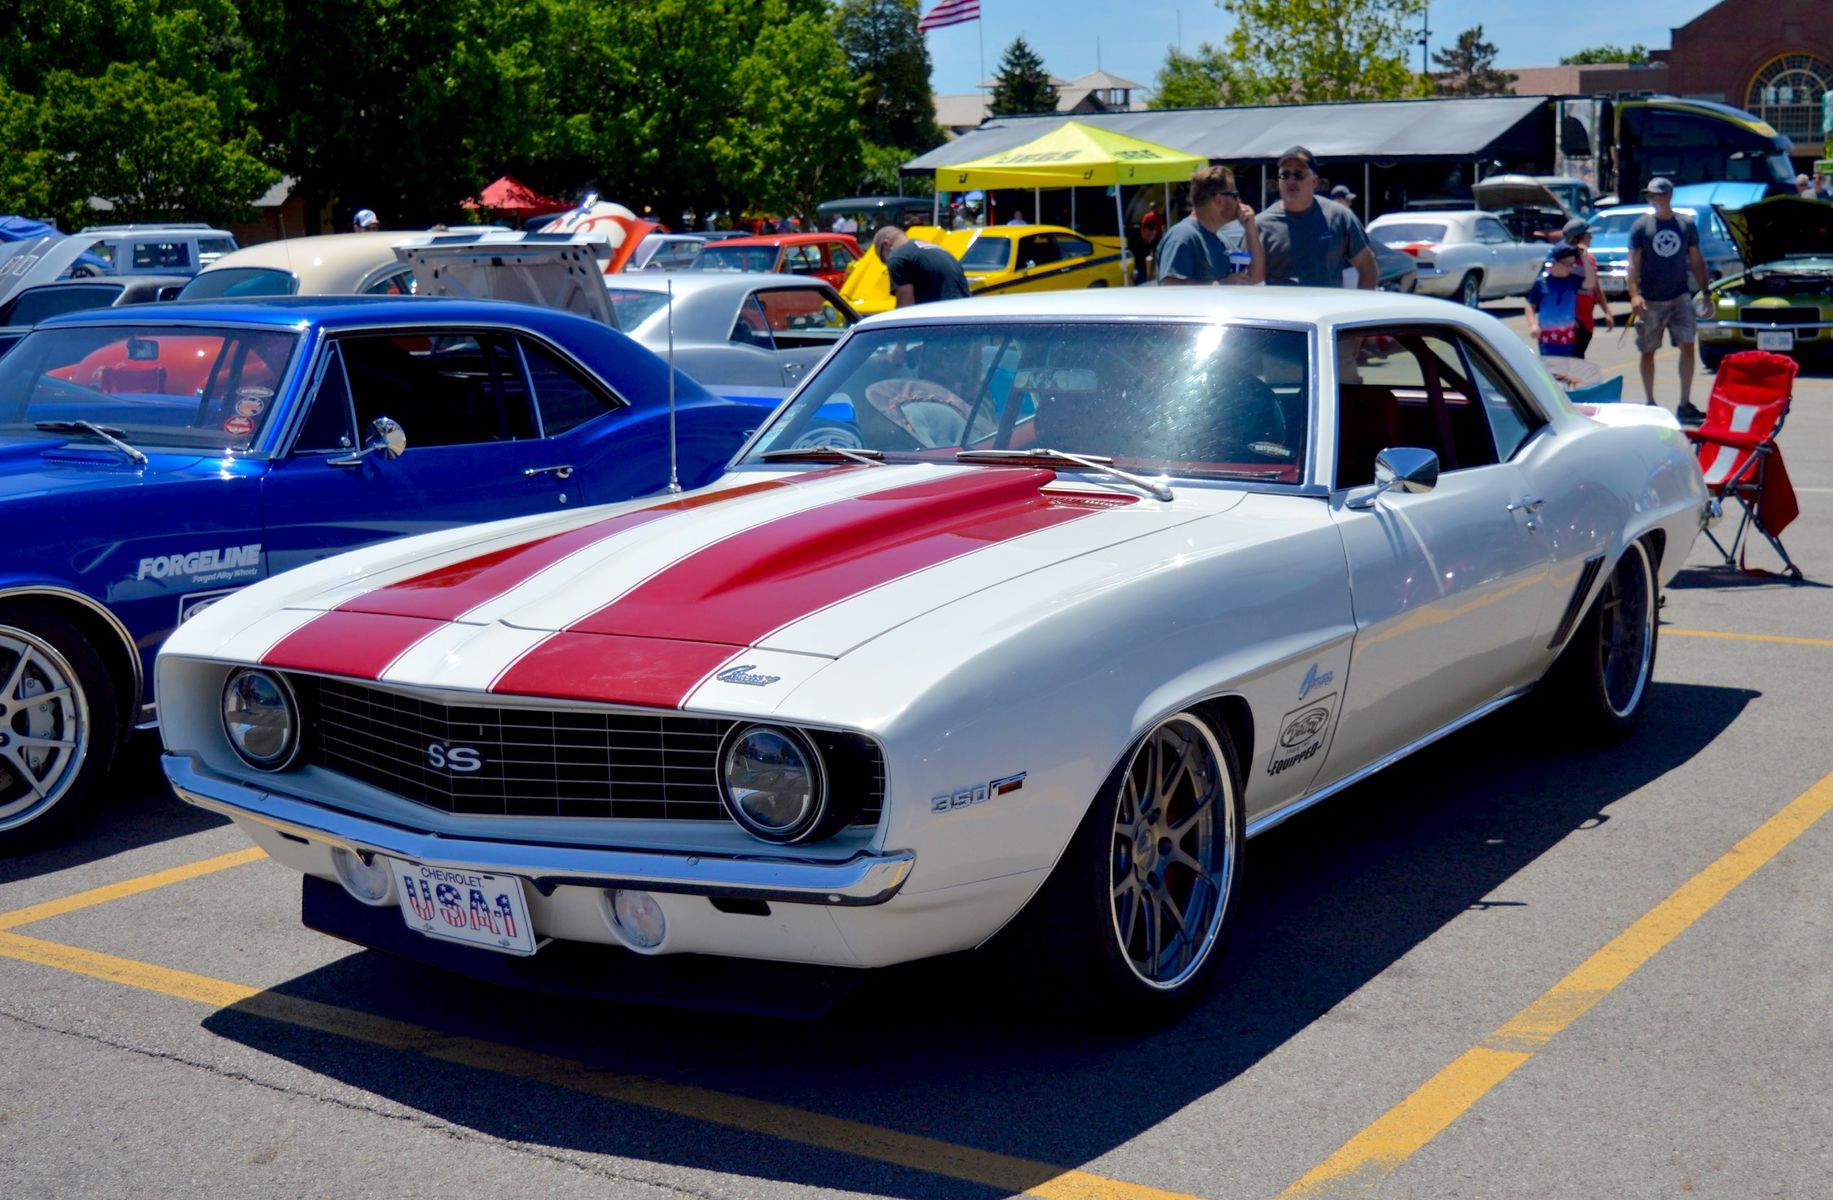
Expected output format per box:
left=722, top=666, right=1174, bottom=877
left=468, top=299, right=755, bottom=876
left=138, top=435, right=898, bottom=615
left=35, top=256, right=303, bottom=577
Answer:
left=1267, top=692, right=1337, bottom=777
left=135, top=543, right=262, bottom=586
left=932, top=771, right=1026, bottom=813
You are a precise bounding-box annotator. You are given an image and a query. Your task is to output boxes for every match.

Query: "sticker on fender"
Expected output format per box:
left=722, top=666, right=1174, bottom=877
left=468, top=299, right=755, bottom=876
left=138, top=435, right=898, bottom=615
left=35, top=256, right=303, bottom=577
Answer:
left=1267, top=692, right=1337, bottom=777
left=389, top=859, right=537, bottom=956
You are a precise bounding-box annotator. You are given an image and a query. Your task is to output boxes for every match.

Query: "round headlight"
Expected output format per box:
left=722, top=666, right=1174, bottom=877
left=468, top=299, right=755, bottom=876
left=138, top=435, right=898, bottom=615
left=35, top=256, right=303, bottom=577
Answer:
left=717, top=723, right=826, bottom=842
left=221, top=668, right=299, bottom=770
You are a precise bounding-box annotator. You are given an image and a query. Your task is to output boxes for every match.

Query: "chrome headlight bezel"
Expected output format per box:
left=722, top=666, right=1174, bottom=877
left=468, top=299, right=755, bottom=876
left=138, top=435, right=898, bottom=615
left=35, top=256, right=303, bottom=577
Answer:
left=220, top=667, right=301, bottom=771
left=716, top=722, right=828, bottom=843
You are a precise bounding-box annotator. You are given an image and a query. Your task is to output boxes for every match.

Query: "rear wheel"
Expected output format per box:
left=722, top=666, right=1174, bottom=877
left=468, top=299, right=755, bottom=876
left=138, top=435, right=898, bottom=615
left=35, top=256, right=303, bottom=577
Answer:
left=1698, top=344, right=1726, bottom=372
left=1541, top=540, right=1658, bottom=741
left=1457, top=271, right=1482, bottom=308
left=0, top=605, right=119, bottom=850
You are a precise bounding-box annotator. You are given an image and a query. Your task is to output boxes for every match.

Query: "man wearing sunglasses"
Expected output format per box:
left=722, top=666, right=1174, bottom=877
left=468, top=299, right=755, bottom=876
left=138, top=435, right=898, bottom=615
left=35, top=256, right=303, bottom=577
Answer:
left=1156, top=164, right=1265, bottom=286
left=1257, top=146, right=1377, bottom=290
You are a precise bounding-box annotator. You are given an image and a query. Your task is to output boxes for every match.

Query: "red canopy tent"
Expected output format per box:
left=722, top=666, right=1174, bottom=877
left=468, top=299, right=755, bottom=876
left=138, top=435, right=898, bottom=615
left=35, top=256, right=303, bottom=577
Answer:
left=463, top=175, right=565, bottom=219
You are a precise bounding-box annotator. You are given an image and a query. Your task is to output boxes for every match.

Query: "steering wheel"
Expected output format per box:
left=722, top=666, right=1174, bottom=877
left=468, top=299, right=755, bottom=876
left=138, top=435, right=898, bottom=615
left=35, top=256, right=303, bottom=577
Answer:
left=864, top=379, right=973, bottom=447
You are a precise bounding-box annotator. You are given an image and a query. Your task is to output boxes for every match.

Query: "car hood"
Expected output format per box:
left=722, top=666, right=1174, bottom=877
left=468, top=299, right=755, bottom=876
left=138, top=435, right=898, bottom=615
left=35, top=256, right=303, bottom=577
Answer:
left=0, top=235, right=104, bottom=308
left=396, top=237, right=618, bottom=326
left=1473, top=176, right=1571, bottom=216
left=0, top=435, right=208, bottom=494
left=1717, top=196, right=1833, bottom=268
left=174, top=464, right=1239, bottom=708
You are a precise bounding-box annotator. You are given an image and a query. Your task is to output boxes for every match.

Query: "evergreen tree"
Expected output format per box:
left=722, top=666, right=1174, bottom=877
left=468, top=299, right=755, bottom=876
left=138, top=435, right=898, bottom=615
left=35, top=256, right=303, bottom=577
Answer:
left=990, top=37, right=1058, bottom=116
left=1433, top=26, right=1516, bottom=96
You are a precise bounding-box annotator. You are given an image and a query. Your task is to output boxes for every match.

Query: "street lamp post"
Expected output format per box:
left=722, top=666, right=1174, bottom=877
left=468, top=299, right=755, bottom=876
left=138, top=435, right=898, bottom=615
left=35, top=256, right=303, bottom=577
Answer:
left=1417, top=2, right=1431, bottom=77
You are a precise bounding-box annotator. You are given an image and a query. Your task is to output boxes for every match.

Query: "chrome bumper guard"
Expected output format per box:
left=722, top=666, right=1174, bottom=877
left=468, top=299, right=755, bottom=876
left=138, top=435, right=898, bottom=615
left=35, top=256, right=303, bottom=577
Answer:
left=1699, top=320, right=1833, bottom=332
left=165, top=754, right=914, bottom=907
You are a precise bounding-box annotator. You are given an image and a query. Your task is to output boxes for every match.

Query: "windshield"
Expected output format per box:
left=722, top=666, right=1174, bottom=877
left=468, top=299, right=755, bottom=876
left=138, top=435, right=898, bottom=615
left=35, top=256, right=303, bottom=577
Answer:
left=1588, top=211, right=1644, bottom=237
left=178, top=267, right=298, bottom=299
left=0, top=323, right=300, bottom=451
left=957, top=237, right=1011, bottom=271
left=693, top=245, right=781, bottom=273
left=1371, top=222, right=1447, bottom=244
left=0, top=285, right=125, bottom=326
left=743, top=321, right=1310, bottom=483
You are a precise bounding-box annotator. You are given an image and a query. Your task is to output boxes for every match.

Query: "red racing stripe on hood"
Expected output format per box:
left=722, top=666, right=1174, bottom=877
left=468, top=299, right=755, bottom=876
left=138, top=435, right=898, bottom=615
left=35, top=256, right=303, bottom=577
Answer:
left=490, top=468, right=1130, bottom=706
left=261, top=610, right=446, bottom=679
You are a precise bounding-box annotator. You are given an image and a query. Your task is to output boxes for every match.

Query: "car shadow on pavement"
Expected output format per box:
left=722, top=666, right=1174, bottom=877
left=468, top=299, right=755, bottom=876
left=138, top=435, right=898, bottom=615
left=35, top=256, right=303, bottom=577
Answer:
left=200, top=680, right=1755, bottom=1199
left=1664, top=566, right=1827, bottom=590
left=0, top=732, right=226, bottom=884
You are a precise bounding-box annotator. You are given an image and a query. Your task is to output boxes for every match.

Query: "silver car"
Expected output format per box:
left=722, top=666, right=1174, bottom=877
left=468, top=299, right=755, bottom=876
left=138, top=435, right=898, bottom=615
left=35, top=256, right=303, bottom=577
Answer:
left=1367, top=210, right=1552, bottom=307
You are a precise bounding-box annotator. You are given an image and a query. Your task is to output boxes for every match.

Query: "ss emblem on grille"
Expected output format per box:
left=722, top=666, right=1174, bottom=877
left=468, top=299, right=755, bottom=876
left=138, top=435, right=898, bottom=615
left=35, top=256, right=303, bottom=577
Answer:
left=427, top=743, right=483, bottom=773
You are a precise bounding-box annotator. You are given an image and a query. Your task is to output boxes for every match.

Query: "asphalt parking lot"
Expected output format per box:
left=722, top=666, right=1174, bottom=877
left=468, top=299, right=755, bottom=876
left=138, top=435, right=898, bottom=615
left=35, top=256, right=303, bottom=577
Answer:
left=3, top=299, right=1828, bottom=1200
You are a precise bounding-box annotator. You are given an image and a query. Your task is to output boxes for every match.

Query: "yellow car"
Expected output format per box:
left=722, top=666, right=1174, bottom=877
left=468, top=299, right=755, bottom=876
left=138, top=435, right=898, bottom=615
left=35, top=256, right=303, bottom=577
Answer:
left=840, top=223, right=1127, bottom=314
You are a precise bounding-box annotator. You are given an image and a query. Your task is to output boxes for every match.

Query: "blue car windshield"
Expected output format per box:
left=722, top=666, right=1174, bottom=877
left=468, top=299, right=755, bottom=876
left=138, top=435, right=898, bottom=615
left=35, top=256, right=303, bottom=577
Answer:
left=0, top=323, right=300, bottom=452
left=742, top=321, right=1311, bottom=484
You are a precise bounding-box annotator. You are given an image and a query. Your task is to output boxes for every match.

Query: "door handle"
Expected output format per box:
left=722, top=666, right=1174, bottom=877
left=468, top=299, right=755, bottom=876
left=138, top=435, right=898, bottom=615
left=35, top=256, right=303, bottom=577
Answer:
left=525, top=464, right=574, bottom=480
left=1506, top=496, right=1545, bottom=512
left=783, top=362, right=804, bottom=378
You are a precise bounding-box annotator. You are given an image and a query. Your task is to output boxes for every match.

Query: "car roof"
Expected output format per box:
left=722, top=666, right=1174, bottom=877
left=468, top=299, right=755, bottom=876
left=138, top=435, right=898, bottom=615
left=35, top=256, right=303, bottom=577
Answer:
left=708, top=233, right=853, bottom=247
left=855, top=287, right=1485, bottom=329
left=608, top=273, right=835, bottom=297
left=36, top=294, right=610, bottom=335
left=191, top=232, right=414, bottom=284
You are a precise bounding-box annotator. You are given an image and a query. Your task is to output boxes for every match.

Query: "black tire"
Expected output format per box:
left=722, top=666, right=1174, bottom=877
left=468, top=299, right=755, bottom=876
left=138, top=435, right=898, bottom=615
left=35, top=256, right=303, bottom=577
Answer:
left=1457, top=271, right=1482, bottom=308
left=1089, top=279, right=1109, bottom=288
left=0, top=603, right=121, bottom=850
left=1698, top=344, right=1725, bottom=372
left=1540, top=540, right=1659, bottom=742
left=1019, top=710, right=1245, bottom=1022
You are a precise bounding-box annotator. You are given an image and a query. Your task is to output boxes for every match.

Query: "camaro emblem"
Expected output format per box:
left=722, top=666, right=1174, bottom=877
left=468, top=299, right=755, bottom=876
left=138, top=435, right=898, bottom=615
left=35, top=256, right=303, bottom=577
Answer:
left=1299, top=662, right=1334, bottom=700
left=715, top=664, right=781, bottom=687
left=427, top=743, right=483, bottom=773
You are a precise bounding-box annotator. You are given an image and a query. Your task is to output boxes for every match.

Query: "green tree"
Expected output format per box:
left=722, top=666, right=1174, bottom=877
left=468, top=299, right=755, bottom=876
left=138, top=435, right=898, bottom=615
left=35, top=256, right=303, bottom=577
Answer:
left=1560, top=43, right=1649, bottom=66
left=1216, top=0, right=1427, bottom=103
left=834, top=0, right=943, bottom=152
left=28, top=62, right=279, bottom=227
left=1433, top=26, right=1516, bottom=96
left=1150, top=43, right=1239, bottom=109
left=989, top=37, right=1059, bottom=116
left=709, top=8, right=864, bottom=218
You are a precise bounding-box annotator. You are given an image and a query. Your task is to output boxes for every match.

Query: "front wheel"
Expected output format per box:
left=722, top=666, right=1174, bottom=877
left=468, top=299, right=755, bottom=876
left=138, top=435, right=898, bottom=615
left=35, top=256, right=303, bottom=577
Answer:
left=1457, top=271, right=1482, bottom=308
left=0, top=605, right=120, bottom=850
left=1026, top=711, right=1245, bottom=1020
left=1541, top=540, right=1658, bottom=741
left=1698, top=344, right=1725, bottom=372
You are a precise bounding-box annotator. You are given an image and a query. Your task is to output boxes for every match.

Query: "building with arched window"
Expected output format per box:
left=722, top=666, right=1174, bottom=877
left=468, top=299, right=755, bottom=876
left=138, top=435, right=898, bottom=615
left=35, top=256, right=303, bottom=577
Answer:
left=1658, top=0, right=1831, bottom=173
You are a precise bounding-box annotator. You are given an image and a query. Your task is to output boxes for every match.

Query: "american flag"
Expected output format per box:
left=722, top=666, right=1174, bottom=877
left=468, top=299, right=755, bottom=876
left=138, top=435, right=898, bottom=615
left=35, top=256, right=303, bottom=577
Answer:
left=917, top=0, right=980, bottom=32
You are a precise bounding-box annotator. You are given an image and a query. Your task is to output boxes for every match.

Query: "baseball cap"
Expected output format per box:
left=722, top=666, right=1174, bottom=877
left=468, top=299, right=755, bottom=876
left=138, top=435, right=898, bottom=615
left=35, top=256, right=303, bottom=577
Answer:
left=1277, top=145, right=1318, bottom=172
left=353, top=208, right=379, bottom=229
left=1643, top=177, right=1674, bottom=196
left=1549, top=243, right=1579, bottom=262
left=1562, top=217, right=1590, bottom=240
left=1329, top=184, right=1357, bottom=202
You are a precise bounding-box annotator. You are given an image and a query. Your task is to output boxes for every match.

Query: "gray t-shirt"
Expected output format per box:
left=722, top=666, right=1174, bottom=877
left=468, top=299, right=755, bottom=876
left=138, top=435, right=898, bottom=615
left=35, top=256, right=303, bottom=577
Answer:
left=1156, top=216, right=1238, bottom=282
left=1258, top=197, right=1370, bottom=288
left=1628, top=212, right=1700, bottom=302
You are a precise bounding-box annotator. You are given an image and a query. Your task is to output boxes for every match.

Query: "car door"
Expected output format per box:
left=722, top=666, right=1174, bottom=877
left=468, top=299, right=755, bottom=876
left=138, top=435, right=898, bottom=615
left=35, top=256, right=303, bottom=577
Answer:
left=260, top=329, right=578, bottom=573
left=751, top=286, right=856, bottom=387
left=1322, top=325, right=1555, bottom=782
left=1473, top=216, right=1529, bottom=294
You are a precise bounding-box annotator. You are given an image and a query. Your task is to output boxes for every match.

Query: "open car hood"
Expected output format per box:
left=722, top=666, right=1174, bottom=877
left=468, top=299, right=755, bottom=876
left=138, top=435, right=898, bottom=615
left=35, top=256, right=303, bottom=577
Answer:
left=1717, top=196, right=1833, bottom=268
left=1473, top=176, right=1571, bottom=216
left=394, top=233, right=619, bottom=326
left=0, top=235, right=104, bottom=308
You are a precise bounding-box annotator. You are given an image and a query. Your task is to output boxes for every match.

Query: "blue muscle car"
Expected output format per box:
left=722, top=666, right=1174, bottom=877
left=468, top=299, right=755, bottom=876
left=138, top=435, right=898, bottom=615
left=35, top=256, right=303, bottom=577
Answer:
left=0, top=296, right=757, bottom=847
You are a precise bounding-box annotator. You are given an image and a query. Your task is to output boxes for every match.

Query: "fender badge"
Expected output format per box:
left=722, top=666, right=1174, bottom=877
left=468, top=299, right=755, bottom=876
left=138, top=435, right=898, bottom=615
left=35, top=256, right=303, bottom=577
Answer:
left=1300, top=662, right=1334, bottom=700
left=715, top=664, right=781, bottom=687
left=931, top=771, right=1026, bottom=813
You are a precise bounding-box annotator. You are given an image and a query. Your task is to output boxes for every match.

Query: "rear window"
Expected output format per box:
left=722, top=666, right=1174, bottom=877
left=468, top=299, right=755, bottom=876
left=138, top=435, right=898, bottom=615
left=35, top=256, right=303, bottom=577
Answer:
left=1, top=285, right=125, bottom=326
left=1372, top=222, right=1448, bottom=244
left=693, top=245, right=781, bottom=273
left=0, top=323, right=299, bottom=450
left=958, top=236, right=1011, bottom=271
left=131, top=240, right=191, bottom=270
left=605, top=288, right=671, bottom=330
left=179, top=268, right=299, bottom=299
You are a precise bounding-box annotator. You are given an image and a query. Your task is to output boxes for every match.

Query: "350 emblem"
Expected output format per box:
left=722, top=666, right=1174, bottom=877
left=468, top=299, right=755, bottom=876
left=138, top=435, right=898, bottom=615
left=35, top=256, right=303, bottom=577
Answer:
left=427, top=743, right=484, bottom=773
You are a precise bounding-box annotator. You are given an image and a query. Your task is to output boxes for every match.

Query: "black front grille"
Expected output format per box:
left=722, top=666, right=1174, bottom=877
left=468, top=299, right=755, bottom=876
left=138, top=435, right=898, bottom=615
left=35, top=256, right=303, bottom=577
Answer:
left=296, top=676, right=883, bottom=826
left=1740, top=306, right=1821, bottom=326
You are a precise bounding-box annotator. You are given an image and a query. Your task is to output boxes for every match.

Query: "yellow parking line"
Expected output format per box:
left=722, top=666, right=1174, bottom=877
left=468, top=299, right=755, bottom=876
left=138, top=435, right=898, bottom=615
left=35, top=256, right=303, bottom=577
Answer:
left=0, top=928, right=1190, bottom=1199
left=1665, top=629, right=1833, bottom=649
left=0, top=846, right=266, bottom=931
left=1277, top=770, right=1833, bottom=1199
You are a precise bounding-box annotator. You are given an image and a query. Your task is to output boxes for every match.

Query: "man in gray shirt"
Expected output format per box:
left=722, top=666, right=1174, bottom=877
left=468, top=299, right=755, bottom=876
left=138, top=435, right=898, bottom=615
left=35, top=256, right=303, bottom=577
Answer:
left=1157, top=164, right=1264, bottom=286
left=1627, top=176, right=1708, bottom=422
left=1257, top=146, right=1376, bottom=289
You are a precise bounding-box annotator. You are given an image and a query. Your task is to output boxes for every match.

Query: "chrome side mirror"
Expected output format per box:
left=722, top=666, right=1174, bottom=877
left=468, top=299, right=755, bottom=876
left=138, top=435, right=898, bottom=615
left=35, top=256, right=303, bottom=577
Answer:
left=1346, top=446, right=1438, bottom=510
left=329, top=416, right=407, bottom=467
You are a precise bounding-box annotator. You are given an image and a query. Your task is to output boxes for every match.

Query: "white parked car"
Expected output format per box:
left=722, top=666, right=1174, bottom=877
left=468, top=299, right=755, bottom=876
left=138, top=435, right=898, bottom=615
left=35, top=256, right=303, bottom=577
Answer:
left=1368, top=209, right=1553, bottom=307
left=156, top=290, right=1710, bottom=1018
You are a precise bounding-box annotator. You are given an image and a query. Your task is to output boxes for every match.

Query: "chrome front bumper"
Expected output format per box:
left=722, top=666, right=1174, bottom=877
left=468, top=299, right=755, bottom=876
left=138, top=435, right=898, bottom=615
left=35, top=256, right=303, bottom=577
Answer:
left=165, top=754, right=915, bottom=907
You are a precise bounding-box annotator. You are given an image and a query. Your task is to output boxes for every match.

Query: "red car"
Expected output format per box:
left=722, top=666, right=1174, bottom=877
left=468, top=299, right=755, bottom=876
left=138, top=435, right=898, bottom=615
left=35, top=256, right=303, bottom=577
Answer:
left=689, top=232, right=861, bottom=288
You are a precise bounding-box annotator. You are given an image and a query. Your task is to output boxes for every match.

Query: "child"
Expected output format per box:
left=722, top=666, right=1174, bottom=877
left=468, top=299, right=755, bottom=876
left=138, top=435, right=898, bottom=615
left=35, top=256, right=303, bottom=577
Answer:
left=1526, top=244, right=1585, bottom=359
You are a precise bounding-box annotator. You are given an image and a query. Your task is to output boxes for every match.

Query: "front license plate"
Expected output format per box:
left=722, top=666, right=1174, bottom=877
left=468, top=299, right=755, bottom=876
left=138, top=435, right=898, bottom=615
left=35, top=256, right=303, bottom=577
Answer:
left=389, top=859, right=537, bottom=956
left=1757, top=330, right=1794, bottom=351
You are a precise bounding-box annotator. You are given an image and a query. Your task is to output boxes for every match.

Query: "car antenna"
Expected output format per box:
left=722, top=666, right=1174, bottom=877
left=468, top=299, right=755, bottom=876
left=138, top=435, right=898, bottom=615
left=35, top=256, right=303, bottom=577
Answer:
left=666, top=274, right=681, bottom=493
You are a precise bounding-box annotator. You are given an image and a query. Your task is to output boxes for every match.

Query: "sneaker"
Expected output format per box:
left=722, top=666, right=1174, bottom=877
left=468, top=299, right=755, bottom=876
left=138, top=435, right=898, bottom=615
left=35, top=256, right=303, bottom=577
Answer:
left=1676, top=402, right=1706, bottom=425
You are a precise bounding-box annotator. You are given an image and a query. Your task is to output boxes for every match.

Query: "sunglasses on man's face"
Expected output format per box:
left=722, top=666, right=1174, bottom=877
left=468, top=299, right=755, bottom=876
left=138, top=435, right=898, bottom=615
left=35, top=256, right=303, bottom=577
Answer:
left=1277, top=170, right=1311, bottom=181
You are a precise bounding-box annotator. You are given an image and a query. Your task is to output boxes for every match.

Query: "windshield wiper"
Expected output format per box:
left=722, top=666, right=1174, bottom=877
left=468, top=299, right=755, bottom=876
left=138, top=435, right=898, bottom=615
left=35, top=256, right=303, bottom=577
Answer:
left=956, top=448, right=1174, bottom=501
left=35, top=420, right=147, bottom=465
left=760, top=445, right=885, bottom=467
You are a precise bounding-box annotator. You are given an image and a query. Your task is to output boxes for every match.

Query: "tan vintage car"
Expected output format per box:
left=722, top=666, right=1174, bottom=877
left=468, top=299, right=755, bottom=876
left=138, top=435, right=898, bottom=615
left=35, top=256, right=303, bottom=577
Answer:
left=177, top=232, right=422, bottom=299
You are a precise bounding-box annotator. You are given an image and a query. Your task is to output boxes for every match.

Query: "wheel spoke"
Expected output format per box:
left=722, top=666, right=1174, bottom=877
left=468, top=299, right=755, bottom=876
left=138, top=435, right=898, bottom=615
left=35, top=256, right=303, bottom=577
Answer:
left=15, top=735, right=75, bottom=751
left=1140, top=896, right=1159, bottom=968
left=1158, top=735, right=1197, bottom=806
left=0, top=746, right=47, bottom=797
left=0, top=646, right=33, bottom=707
left=1170, top=844, right=1213, bottom=882
left=1168, top=787, right=1215, bottom=835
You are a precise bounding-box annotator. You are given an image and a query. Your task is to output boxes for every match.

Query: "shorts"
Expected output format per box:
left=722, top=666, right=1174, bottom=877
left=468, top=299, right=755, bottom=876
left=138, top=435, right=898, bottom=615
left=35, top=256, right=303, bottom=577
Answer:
left=1635, top=294, right=1696, bottom=353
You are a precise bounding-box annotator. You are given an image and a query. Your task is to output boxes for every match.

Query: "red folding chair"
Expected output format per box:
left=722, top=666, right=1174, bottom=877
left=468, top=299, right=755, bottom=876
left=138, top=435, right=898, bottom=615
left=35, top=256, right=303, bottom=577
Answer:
left=1687, top=350, right=1802, bottom=579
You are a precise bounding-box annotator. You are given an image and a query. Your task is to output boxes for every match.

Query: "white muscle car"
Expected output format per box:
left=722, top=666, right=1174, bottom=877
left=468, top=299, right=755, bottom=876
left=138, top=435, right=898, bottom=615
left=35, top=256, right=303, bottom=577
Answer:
left=157, top=290, right=1712, bottom=1018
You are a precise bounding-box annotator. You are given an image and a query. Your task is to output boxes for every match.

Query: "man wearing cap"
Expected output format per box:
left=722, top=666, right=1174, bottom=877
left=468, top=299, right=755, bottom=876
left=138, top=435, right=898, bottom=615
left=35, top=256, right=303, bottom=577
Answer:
left=1257, top=147, right=1377, bottom=289
left=1627, top=177, right=1709, bottom=423
left=1328, top=184, right=1357, bottom=207
left=352, top=208, right=379, bottom=232
left=1560, top=217, right=1613, bottom=358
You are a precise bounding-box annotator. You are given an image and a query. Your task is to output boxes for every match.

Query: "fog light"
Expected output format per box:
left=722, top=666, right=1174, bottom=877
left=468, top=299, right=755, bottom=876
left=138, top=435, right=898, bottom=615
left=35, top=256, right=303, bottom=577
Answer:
left=609, top=888, right=667, bottom=949
left=331, top=847, right=393, bottom=905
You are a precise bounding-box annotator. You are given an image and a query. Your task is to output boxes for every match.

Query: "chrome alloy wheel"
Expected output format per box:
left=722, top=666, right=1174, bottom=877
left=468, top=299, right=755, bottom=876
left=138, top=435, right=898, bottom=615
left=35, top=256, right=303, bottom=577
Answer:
left=0, top=628, right=89, bottom=832
left=1108, top=713, right=1237, bottom=990
left=1598, top=542, right=1655, bottom=720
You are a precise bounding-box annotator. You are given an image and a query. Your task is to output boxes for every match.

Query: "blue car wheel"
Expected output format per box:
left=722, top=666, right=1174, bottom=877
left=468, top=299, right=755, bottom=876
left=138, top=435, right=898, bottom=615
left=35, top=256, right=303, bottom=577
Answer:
left=0, top=604, right=118, bottom=849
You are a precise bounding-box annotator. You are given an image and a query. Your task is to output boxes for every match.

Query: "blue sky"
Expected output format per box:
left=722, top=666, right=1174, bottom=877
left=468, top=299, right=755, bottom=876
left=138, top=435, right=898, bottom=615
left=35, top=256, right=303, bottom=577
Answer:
left=924, top=0, right=1721, bottom=95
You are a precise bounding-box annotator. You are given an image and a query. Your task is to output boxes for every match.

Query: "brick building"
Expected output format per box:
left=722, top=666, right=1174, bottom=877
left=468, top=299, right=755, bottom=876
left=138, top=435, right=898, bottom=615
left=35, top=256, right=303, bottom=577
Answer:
left=1656, top=0, right=1832, bottom=169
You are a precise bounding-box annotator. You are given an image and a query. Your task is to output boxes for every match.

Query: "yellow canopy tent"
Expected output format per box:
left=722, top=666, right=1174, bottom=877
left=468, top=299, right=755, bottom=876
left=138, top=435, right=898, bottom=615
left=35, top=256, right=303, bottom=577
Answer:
left=933, top=121, right=1206, bottom=283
